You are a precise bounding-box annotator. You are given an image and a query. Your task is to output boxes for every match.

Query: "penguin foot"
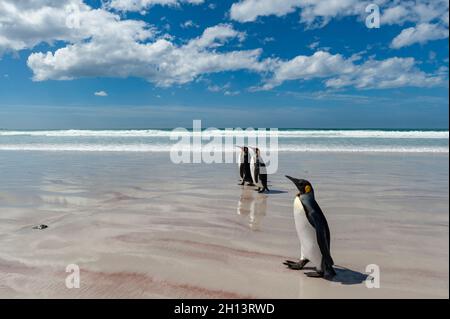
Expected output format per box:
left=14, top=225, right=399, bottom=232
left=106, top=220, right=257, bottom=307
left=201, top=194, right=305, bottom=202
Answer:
left=304, top=271, right=324, bottom=278
left=255, top=188, right=261, bottom=192
left=238, top=182, right=245, bottom=186
left=247, top=183, right=255, bottom=186
left=283, top=259, right=309, bottom=270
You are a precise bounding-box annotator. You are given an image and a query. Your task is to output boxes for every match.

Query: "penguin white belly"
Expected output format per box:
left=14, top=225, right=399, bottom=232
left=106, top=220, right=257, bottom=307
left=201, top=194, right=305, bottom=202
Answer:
left=250, top=157, right=256, bottom=182
left=250, top=157, right=261, bottom=187
left=293, top=197, right=323, bottom=270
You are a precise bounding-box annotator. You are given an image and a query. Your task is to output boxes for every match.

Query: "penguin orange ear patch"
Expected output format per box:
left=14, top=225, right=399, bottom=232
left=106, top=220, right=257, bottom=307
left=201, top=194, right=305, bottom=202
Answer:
left=305, top=185, right=312, bottom=193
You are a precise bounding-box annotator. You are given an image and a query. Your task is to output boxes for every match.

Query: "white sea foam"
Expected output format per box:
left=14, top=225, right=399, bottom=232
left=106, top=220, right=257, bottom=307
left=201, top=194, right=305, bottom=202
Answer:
left=0, top=144, right=447, bottom=153
left=0, top=129, right=448, bottom=139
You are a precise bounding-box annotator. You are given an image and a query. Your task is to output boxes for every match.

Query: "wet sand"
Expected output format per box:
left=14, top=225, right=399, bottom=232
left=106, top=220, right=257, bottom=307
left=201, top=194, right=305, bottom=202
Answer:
left=0, top=151, right=448, bottom=298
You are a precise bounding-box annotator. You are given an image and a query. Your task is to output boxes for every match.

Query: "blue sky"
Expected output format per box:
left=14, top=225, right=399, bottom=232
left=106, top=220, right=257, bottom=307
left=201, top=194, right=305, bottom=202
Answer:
left=0, top=0, right=448, bottom=129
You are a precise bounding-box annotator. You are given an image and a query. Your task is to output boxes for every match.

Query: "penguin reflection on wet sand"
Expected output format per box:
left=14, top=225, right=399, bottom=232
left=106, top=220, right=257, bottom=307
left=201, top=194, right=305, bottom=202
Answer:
left=284, top=176, right=336, bottom=280
left=238, top=147, right=255, bottom=186
left=250, top=147, right=269, bottom=193
left=237, top=187, right=267, bottom=231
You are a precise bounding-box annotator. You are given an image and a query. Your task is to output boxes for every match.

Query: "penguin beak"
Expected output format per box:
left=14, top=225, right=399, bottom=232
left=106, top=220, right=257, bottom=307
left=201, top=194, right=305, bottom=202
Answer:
left=285, top=175, right=299, bottom=183
left=285, top=175, right=304, bottom=191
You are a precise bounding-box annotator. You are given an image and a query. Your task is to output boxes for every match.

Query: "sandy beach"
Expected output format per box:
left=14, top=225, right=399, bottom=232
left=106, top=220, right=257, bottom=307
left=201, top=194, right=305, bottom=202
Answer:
left=0, top=151, right=448, bottom=299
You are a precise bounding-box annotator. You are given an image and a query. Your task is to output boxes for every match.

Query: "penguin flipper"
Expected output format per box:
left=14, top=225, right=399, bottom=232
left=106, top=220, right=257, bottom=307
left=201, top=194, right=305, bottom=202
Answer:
left=300, top=196, right=334, bottom=267
left=239, top=164, right=244, bottom=179
left=311, top=213, right=334, bottom=267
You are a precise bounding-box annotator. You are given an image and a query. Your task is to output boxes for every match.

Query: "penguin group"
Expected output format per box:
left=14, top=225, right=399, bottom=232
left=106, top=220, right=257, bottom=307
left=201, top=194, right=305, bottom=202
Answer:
left=236, top=148, right=336, bottom=280
left=237, top=146, right=269, bottom=193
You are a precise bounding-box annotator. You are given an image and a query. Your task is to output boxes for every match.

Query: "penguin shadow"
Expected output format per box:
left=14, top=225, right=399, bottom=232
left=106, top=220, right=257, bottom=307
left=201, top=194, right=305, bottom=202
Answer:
left=264, top=189, right=288, bottom=195
left=237, top=188, right=267, bottom=230
left=329, top=265, right=369, bottom=285
left=237, top=185, right=287, bottom=195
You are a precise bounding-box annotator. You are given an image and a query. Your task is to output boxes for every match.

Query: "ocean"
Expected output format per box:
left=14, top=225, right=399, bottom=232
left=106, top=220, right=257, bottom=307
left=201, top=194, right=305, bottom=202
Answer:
left=0, top=129, right=448, bottom=153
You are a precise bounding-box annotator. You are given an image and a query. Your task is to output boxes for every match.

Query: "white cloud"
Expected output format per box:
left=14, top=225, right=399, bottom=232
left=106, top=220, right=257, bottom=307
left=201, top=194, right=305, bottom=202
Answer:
left=260, top=51, right=355, bottom=90
left=185, top=24, right=246, bottom=49
left=105, top=0, right=204, bottom=12
left=1, top=0, right=446, bottom=92
left=207, top=82, right=239, bottom=95
left=391, top=23, right=449, bottom=48
left=307, top=41, right=320, bottom=50
left=181, top=20, right=199, bottom=28
left=260, top=51, right=445, bottom=90
left=383, top=1, right=449, bottom=48
left=230, top=0, right=449, bottom=47
left=261, top=37, right=275, bottom=44
left=230, top=0, right=303, bottom=23
left=381, top=5, right=411, bottom=25
left=230, top=0, right=448, bottom=26
left=0, top=0, right=154, bottom=55
left=94, top=90, right=108, bottom=96
left=230, top=0, right=369, bottom=25
left=27, top=24, right=267, bottom=86
left=0, top=1, right=266, bottom=86
left=224, top=90, right=240, bottom=96
left=207, top=84, right=226, bottom=92
left=325, top=57, right=445, bottom=89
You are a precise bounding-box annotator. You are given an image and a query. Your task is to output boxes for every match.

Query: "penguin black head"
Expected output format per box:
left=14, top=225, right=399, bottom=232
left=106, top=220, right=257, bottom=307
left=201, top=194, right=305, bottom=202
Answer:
left=285, top=176, right=314, bottom=196
left=237, top=146, right=249, bottom=153
left=250, top=147, right=260, bottom=156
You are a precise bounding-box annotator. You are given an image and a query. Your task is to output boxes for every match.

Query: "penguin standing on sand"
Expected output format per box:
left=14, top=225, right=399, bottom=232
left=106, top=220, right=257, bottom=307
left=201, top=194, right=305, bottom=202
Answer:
left=250, top=147, right=269, bottom=193
left=238, top=147, right=254, bottom=186
left=284, top=176, right=336, bottom=279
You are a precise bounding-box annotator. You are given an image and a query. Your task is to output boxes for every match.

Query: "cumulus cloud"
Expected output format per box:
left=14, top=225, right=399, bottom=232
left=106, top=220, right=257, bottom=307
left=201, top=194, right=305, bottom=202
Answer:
left=391, top=23, right=449, bottom=48
left=184, top=24, right=246, bottom=49
left=25, top=20, right=446, bottom=90
left=1, top=0, right=446, bottom=92
left=230, top=0, right=448, bottom=26
left=383, top=1, right=449, bottom=48
left=261, top=51, right=355, bottom=90
left=381, top=1, right=448, bottom=25
left=94, top=90, right=108, bottom=96
left=105, top=0, right=204, bottom=12
left=27, top=24, right=267, bottom=86
left=0, top=1, right=264, bottom=86
left=260, top=51, right=445, bottom=90
left=207, top=82, right=240, bottom=95
left=230, top=0, right=449, bottom=47
left=181, top=20, right=199, bottom=29
left=325, top=57, right=445, bottom=89
left=0, top=0, right=153, bottom=55
left=230, top=0, right=368, bottom=25
left=230, top=0, right=303, bottom=23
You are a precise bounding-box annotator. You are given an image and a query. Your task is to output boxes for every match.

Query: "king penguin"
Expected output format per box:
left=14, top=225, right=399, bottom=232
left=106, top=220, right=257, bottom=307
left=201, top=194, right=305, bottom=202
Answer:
left=250, top=147, right=269, bottom=193
left=237, top=146, right=254, bottom=186
left=284, top=176, right=336, bottom=279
